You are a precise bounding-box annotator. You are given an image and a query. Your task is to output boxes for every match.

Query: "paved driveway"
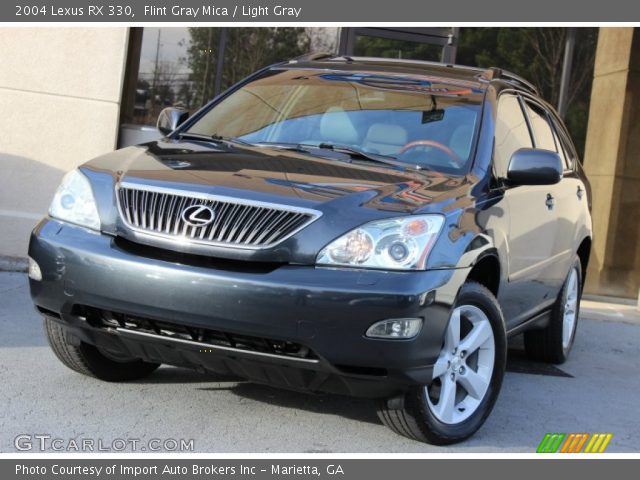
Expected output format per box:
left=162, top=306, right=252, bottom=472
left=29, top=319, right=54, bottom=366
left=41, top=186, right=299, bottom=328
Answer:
left=1, top=272, right=638, bottom=453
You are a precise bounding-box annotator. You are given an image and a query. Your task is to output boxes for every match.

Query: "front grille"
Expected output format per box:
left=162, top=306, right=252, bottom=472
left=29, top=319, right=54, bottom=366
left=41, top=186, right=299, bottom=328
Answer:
left=76, top=306, right=317, bottom=361
left=116, top=184, right=319, bottom=249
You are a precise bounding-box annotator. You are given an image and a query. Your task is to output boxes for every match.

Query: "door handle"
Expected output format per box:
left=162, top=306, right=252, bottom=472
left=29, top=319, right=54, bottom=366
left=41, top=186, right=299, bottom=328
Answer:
left=546, top=193, right=555, bottom=210
left=577, top=185, right=584, bottom=199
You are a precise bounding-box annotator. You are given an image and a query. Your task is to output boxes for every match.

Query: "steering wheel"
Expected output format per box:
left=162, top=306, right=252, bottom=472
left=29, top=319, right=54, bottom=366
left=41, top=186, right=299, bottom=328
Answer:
left=398, top=140, right=463, bottom=165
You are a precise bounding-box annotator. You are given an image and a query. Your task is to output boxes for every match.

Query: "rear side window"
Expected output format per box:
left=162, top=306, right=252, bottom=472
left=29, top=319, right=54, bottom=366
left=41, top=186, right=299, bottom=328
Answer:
left=494, top=94, right=533, bottom=178
left=523, top=101, right=557, bottom=152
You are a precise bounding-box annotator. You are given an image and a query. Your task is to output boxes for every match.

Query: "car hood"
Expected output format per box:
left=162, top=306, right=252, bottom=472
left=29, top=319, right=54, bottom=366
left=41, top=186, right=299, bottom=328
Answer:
left=85, top=139, right=475, bottom=263
left=90, top=139, right=471, bottom=212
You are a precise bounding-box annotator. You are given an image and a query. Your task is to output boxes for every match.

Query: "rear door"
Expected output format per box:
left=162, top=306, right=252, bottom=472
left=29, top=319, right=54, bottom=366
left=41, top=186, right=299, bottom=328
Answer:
left=493, top=93, right=559, bottom=327
left=551, top=113, right=585, bottom=273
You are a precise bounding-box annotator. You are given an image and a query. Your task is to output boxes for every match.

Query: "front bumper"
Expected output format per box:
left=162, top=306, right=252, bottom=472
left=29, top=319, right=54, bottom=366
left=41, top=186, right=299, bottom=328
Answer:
left=29, top=218, right=469, bottom=398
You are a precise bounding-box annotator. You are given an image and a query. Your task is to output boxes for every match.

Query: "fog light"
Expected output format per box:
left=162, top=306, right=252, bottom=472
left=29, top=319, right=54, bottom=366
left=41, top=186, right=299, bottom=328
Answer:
left=28, top=257, right=42, bottom=281
left=366, top=318, right=422, bottom=339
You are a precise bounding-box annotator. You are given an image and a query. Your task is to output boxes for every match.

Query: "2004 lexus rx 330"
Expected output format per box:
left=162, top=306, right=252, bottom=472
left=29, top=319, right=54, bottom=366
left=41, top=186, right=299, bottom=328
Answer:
left=29, top=55, right=592, bottom=444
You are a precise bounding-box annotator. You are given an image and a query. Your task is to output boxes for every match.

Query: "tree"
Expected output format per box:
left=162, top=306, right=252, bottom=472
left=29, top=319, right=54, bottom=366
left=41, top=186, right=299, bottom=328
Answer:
left=353, top=36, right=443, bottom=61
left=306, top=27, right=338, bottom=53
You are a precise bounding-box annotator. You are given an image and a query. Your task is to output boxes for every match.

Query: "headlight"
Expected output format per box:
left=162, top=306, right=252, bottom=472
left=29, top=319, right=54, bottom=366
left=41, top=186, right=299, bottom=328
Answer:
left=49, top=169, right=101, bottom=231
left=316, top=215, right=444, bottom=270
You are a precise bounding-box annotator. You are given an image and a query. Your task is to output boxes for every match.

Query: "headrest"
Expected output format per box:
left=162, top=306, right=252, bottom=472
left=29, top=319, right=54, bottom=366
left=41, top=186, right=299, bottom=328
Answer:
left=319, top=107, right=359, bottom=145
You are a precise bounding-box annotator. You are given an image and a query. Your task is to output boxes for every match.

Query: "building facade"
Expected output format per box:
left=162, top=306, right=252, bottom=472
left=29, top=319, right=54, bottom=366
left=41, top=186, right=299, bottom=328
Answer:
left=581, top=28, right=640, bottom=299
left=0, top=28, right=129, bottom=260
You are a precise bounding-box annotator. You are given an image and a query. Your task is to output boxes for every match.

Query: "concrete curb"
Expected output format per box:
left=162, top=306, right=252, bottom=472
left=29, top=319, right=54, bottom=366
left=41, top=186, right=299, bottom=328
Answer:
left=0, top=256, right=27, bottom=272
left=583, top=293, right=638, bottom=307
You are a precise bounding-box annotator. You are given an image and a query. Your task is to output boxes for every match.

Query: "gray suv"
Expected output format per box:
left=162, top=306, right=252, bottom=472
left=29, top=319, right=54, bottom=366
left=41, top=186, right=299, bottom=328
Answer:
left=29, top=55, right=592, bottom=444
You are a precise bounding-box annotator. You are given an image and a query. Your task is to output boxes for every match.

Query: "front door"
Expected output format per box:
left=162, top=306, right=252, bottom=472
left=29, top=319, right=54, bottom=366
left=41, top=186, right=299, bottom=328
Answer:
left=492, top=93, right=560, bottom=327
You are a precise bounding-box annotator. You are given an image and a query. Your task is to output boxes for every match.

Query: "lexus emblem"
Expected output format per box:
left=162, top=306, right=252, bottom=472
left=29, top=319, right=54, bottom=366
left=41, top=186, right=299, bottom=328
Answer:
left=181, top=205, right=215, bottom=227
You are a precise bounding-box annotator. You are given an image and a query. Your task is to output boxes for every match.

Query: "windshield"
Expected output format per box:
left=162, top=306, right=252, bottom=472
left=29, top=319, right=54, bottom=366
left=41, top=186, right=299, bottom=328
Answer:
left=186, top=68, right=484, bottom=174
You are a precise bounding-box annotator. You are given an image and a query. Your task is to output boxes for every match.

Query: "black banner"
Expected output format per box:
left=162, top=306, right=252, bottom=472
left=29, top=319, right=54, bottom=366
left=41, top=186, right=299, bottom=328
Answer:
left=4, top=459, right=638, bottom=480
left=3, top=0, right=640, bottom=22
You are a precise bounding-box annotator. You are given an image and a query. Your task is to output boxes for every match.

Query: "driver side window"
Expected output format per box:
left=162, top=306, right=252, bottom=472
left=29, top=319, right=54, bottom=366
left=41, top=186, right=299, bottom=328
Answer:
left=494, top=94, right=533, bottom=179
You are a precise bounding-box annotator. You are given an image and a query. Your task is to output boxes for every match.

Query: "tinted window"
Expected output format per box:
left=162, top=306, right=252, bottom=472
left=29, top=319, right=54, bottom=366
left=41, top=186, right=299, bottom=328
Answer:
left=524, top=101, right=557, bottom=152
left=494, top=94, right=533, bottom=178
left=551, top=127, right=570, bottom=169
left=551, top=118, right=577, bottom=170
left=187, top=68, right=483, bottom=174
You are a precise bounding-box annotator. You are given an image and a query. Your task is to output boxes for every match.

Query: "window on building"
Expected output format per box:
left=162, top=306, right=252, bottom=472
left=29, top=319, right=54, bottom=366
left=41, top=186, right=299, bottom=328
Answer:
left=120, top=27, right=337, bottom=129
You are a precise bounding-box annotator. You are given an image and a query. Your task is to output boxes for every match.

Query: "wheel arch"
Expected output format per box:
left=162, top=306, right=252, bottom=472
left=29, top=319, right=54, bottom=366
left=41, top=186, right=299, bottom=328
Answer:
left=466, top=251, right=501, bottom=298
left=576, top=236, right=591, bottom=288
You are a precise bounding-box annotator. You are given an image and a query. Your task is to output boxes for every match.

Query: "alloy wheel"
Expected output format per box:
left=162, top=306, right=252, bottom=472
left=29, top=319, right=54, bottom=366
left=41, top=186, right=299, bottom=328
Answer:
left=426, top=305, right=495, bottom=424
left=562, top=267, right=579, bottom=349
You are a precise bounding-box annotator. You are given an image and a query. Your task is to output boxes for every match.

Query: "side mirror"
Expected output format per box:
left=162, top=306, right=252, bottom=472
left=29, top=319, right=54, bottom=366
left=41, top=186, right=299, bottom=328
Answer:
left=157, top=107, right=189, bottom=135
left=506, top=148, right=562, bottom=186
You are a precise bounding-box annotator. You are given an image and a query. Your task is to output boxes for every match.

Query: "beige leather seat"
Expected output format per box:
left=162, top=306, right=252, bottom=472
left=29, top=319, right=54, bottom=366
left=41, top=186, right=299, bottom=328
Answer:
left=319, top=107, right=359, bottom=145
left=449, top=124, right=474, bottom=162
left=362, top=123, right=408, bottom=156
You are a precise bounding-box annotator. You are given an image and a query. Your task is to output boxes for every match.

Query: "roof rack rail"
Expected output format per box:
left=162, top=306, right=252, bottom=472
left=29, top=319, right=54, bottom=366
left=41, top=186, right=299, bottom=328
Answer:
left=481, top=67, right=539, bottom=95
left=288, top=55, right=493, bottom=76
left=324, top=55, right=484, bottom=72
left=289, top=52, right=336, bottom=63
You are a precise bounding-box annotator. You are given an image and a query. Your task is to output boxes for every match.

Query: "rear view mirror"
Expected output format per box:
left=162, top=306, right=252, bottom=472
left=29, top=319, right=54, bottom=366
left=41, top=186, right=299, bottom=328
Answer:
left=422, top=109, right=445, bottom=123
left=507, top=148, right=562, bottom=186
left=157, top=107, right=189, bottom=135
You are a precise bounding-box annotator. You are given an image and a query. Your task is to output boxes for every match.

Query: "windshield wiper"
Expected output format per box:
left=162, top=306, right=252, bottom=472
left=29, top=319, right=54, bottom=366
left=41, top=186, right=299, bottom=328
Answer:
left=267, top=141, right=393, bottom=163
left=177, top=132, right=253, bottom=148
left=297, top=143, right=411, bottom=169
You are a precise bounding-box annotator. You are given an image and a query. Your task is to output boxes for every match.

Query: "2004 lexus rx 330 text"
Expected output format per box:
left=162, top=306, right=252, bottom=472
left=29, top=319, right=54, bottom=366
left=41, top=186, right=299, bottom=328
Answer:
left=29, top=55, right=592, bottom=444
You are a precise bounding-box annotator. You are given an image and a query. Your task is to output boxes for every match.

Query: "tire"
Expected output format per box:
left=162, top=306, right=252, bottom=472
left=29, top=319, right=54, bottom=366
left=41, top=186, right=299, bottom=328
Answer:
left=377, top=281, right=507, bottom=444
left=524, top=256, right=582, bottom=364
left=44, top=317, right=160, bottom=381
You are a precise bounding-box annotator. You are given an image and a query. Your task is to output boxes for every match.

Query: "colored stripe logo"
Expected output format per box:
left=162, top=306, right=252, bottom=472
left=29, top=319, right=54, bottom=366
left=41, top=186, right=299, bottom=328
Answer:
left=537, top=433, right=613, bottom=453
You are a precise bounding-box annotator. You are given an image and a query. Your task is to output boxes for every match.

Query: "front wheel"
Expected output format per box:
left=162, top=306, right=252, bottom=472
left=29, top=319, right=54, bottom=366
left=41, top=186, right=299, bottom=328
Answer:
left=44, top=317, right=160, bottom=381
left=377, top=282, right=507, bottom=444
